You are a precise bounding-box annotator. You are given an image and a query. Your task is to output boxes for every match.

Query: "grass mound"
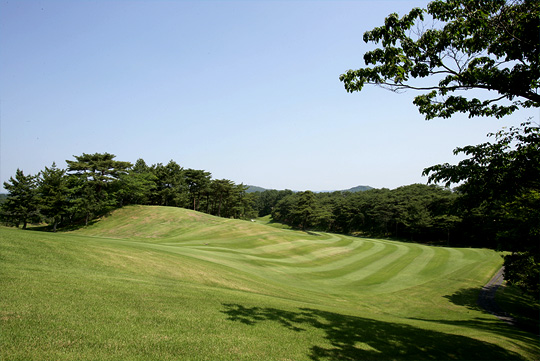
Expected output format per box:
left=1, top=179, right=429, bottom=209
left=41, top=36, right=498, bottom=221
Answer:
left=1, top=205, right=538, bottom=360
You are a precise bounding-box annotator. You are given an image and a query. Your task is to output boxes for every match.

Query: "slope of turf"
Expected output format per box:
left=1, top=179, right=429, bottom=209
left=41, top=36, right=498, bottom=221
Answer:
left=1, top=205, right=538, bottom=360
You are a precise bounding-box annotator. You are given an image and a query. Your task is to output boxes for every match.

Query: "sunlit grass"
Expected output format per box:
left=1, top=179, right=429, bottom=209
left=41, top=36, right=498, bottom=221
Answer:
left=1, top=205, right=538, bottom=360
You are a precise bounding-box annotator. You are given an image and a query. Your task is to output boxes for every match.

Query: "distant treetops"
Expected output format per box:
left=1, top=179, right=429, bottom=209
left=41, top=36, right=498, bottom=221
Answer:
left=1, top=153, right=255, bottom=231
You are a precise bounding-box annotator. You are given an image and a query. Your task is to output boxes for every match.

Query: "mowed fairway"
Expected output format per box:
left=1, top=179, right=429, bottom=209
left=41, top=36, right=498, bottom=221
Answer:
left=1, top=206, right=538, bottom=360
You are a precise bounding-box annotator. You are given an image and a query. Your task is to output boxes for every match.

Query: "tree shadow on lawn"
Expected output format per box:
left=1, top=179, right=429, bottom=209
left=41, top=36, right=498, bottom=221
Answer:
left=406, top=315, right=540, bottom=359
left=221, top=303, right=524, bottom=360
left=25, top=218, right=102, bottom=232
left=445, top=287, right=540, bottom=335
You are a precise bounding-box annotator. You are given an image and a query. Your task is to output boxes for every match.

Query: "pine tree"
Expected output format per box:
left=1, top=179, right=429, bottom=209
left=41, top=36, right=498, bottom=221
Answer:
left=1, top=169, right=39, bottom=229
left=38, top=163, right=69, bottom=232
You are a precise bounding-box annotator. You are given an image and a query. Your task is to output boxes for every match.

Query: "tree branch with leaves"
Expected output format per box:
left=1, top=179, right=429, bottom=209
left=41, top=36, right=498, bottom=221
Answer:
left=423, top=123, right=540, bottom=299
left=340, top=0, right=540, bottom=119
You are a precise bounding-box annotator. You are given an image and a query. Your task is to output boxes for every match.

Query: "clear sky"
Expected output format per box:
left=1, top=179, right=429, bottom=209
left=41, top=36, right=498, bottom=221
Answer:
left=1, top=1, right=537, bottom=192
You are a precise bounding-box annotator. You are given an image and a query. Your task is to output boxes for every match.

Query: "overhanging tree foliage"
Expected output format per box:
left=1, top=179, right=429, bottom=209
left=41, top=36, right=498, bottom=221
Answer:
left=424, top=123, right=540, bottom=299
left=340, top=0, right=540, bottom=119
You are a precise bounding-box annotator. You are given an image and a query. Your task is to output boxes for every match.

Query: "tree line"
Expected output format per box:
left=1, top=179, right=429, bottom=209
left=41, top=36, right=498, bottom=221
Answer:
left=262, top=185, right=459, bottom=245
left=1, top=153, right=257, bottom=231
left=0, top=151, right=491, bottom=248
left=0, top=155, right=469, bottom=246
left=253, top=123, right=539, bottom=299
left=1, top=124, right=538, bottom=299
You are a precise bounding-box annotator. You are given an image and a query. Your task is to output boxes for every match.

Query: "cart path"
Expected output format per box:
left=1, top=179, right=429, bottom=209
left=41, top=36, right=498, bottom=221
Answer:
left=477, top=267, right=515, bottom=325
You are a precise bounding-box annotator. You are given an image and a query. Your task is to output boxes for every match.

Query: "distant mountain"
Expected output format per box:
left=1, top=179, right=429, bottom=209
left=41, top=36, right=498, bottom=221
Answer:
left=245, top=185, right=271, bottom=193
left=245, top=185, right=373, bottom=193
left=343, top=185, right=373, bottom=192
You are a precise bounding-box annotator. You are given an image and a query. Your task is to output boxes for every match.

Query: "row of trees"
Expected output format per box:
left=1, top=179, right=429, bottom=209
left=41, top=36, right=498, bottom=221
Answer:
left=258, top=124, right=538, bottom=251
left=252, top=123, right=539, bottom=299
left=1, top=153, right=256, bottom=230
left=267, top=184, right=459, bottom=244
left=0, top=152, right=468, bottom=247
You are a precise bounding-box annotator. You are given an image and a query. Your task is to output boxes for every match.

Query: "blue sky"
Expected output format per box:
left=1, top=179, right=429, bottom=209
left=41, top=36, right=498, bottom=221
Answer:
left=1, top=1, right=536, bottom=191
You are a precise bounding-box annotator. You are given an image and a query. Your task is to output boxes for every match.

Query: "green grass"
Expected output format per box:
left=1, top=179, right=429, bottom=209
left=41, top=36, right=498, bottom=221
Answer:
left=496, top=284, right=540, bottom=334
left=1, top=205, right=538, bottom=360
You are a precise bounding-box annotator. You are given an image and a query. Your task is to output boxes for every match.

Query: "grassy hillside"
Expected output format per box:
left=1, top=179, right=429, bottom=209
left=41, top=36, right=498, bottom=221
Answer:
left=1, top=205, right=538, bottom=360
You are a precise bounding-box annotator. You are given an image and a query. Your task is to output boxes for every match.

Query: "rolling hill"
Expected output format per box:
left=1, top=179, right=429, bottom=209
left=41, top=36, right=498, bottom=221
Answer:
left=1, top=205, right=538, bottom=360
left=246, top=185, right=373, bottom=193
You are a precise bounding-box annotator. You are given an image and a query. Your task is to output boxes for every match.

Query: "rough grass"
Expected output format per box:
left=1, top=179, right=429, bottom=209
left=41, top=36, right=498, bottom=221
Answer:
left=1, top=205, right=538, bottom=360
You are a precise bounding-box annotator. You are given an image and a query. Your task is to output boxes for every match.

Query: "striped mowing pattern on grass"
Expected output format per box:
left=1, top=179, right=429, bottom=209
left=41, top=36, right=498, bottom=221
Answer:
left=3, top=205, right=538, bottom=361
left=74, top=206, right=494, bottom=295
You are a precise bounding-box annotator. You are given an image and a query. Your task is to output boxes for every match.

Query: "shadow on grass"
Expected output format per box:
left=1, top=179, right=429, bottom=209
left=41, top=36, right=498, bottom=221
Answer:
left=221, top=303, right=525, bottom=360
left=23, top=218, right=103, bottom=233
left=445, top=287, right=540, bottom=335
left=444, top=287, right=483, bottom=311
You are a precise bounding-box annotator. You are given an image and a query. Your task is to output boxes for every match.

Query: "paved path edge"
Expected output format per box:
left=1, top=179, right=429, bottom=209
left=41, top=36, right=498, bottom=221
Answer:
left=477, top=267, right=516, bottom=326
